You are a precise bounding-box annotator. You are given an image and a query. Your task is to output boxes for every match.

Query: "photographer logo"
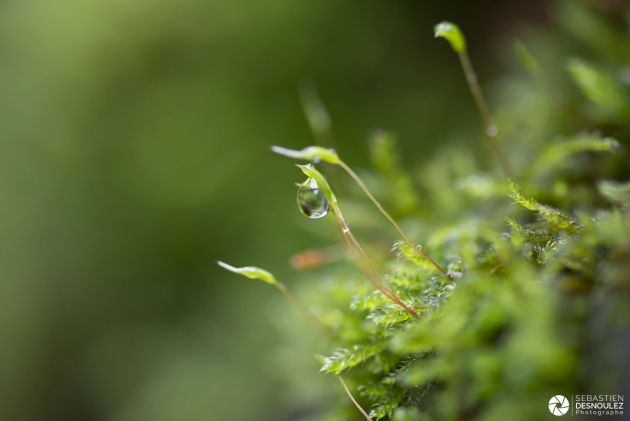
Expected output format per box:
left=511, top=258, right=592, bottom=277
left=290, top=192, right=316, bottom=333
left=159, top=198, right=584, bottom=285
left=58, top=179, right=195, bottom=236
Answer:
left=549, top=395, right=570, bottom=416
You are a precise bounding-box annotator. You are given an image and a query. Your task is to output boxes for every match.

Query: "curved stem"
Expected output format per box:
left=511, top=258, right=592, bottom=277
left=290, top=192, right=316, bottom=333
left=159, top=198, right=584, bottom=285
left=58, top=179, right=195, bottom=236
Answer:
left=341, top=231, right=394, bottom=297
left=333, top=204, right=418, bottom=318
left=338, top=376, right=373, bottom=421
left=343, top=227, right=418, bottom=318
left=338, top=160, right=450, bottom=279
left=274, top=281, right=337, bottom=340
left=457, top=50, right=513, bottom=178
left=341, top=227, right=415, bottom=316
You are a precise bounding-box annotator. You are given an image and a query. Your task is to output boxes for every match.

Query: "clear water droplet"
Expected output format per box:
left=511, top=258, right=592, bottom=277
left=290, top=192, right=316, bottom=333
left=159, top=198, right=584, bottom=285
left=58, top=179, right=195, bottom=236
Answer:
left=297, top=178, right=329, bottom=218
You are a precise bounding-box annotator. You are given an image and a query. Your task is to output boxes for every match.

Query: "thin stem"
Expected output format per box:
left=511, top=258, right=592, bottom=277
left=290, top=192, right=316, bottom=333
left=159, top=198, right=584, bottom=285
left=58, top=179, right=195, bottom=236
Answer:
left=338, top=376, right=374, bottom=421
left=333, top=204, right=418, bottom=318
left=341, top=228, right=411, bottom=313
left=274, top=281, right=336, bottom=340
left=344, top=228, right=418, bottom=318
left=341, top=230, right=393, bottom=297
left=338, top=160, right=450, bottom=279
left=458, top=50, right=513, bottom=178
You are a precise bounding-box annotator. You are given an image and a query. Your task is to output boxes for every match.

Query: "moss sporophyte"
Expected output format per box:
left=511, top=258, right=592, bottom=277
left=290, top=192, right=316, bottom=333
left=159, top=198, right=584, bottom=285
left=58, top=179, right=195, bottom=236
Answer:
left=273, top=146, right=450, bottom=280
left=219, top=14, right=630, bottom=420
left=435, top=21, right=513, bottom=178
left=216, top=261, right=334, bottom=338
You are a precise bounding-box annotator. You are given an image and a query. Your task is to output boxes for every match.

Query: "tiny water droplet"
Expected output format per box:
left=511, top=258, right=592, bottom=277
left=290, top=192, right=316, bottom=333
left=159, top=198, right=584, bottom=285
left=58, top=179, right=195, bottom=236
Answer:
left=297, top=178, right=329, bottom=218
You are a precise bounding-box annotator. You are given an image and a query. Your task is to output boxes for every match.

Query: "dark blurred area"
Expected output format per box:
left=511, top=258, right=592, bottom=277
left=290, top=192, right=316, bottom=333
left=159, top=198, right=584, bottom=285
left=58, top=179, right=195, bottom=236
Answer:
left=0, top=1, right=581, bottom=420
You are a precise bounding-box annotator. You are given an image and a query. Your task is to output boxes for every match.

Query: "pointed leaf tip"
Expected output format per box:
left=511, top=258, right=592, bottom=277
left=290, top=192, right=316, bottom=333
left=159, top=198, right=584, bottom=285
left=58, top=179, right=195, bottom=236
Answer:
left=217, top=261, right=277, bottom=285
left=434, top=21, right=466, bottom=53
left=271, top=145, right=340, bottom=164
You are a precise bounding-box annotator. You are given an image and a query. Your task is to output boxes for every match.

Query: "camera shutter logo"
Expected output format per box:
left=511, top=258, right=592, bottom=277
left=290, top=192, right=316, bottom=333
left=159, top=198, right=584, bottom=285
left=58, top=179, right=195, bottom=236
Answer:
left=549, top=395, right=570, bottom=416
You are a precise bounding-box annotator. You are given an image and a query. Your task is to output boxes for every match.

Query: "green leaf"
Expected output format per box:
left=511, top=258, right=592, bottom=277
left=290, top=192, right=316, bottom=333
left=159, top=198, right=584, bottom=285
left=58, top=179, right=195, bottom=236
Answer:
left=568, top=59, right=628, bottom=116
left=514, top=40, right=543, bottom=78
left=530, top=134, right=619, bottom=175
left=508, top=181, right=580, bottom=234
left=271, top=145, right=340, bottom=164
left=367, top=303, right=417, bottom=328
left=434, top=21, right=466, bottom=53
left=370, top=398, right=402, bottom=420
left=350, top=291, right=390, bottom=312
left=598, top=180, right=630, bottom=207
left=382, top=267, right=426, bottom=293
left=217, top=261, right=277, bottom=285
left=392, top=241, right=440, bottom=272
left=506, top=218, right=551, bottom=245
left=320, top=343, right=384, bottom=374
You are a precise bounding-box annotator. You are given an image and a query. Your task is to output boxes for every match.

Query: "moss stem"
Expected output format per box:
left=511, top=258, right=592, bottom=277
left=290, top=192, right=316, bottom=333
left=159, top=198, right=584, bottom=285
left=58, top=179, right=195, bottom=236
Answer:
left=457, top=50, right=513, bottom=178
left=338, top=376, right=374, bottom=421
left=274, top=281, right=336, bottom=339
left=333, top=205, right=418, bottom=318
left=338, top=160, right=450, bottom=279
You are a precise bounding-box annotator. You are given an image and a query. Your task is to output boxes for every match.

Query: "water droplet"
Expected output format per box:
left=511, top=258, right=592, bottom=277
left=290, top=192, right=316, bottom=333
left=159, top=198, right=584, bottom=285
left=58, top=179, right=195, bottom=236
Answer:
left=297, top=178, right=329, bottom=218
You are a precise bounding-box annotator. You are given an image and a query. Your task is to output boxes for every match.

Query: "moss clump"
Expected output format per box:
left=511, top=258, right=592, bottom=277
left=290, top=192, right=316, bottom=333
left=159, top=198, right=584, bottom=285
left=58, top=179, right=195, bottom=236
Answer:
left=222, top=3, right=630, bottom=420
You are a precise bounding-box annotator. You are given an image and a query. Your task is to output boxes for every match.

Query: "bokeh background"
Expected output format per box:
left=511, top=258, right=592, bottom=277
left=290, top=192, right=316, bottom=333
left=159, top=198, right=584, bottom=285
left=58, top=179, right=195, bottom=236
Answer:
left=1, top=0, right=617, bottom=420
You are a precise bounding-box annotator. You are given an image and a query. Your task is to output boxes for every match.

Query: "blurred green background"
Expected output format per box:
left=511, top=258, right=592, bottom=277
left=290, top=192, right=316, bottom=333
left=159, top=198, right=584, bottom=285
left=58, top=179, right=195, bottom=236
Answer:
left=0, top=0, right=595, bottom=420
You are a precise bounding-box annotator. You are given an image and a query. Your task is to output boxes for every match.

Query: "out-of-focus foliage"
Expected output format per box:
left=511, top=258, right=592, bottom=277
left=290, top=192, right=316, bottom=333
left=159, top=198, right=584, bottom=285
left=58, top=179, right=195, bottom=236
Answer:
left=0, top=1, right=522, bottom=420
left=235, top=1, right=629, bottom=420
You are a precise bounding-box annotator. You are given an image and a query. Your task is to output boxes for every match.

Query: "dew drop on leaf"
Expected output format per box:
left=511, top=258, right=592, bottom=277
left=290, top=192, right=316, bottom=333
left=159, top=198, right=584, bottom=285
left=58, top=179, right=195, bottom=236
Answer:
left=297, top=178, right=329, bottom=218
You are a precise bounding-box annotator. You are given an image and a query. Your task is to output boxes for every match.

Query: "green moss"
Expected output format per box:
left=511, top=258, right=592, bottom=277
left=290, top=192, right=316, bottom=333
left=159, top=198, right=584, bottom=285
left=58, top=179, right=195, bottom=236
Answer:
left=224, top=4, right=630, bottom=420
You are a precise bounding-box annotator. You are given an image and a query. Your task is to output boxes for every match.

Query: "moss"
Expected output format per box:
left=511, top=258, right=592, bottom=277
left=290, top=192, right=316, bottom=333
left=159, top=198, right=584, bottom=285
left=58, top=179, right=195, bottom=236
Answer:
left=222, top=3, right=630, bottom=420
